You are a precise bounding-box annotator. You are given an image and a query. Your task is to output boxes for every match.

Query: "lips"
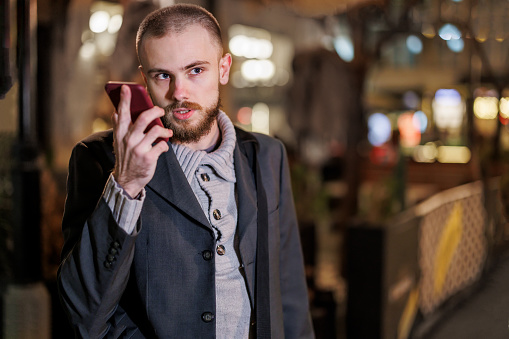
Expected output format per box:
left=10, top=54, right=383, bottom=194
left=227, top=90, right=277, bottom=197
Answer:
left=167, top=101, right=202, bottom=121
left=172, top=108, right=194, bottom=120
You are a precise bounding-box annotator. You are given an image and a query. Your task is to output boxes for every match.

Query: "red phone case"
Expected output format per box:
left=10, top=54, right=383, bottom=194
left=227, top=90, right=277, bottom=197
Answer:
left=105, top=81, right=169, bottom=143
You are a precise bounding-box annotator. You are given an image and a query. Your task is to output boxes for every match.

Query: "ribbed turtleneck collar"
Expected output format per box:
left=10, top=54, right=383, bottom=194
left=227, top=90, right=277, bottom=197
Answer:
left=171, top=111, right=236, bottom=184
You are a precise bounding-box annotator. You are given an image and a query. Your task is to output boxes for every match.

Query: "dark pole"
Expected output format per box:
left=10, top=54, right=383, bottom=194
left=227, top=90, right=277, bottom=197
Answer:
left=0, top=0, right=12, bottom=99
left=17, top=0, right=33, bottom=141
left=12, top=0, right=42, bottom=283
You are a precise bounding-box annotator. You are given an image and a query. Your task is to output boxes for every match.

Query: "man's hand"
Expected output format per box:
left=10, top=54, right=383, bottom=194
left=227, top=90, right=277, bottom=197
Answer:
left=112, top=85, right=173, bottom=198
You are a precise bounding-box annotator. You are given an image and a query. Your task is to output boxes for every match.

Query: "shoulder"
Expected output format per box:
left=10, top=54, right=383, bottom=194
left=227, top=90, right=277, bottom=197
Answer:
left=235, top=127, right=286, bottom=166
left=235, top=126, right=284, bottom=150
left=71, top=129, right=115, bottom=168
left=78, top=129, right=114, bottom=148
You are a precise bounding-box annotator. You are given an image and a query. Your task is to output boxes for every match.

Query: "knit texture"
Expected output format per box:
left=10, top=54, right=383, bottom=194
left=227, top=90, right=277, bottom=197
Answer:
left=171, top=111, right=236, bottom=184
left=172, top=111, right=251, bottom=338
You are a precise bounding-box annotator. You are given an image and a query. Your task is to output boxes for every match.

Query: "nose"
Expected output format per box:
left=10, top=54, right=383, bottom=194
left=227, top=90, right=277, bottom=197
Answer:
left=170, top=77, right=188, bottom=102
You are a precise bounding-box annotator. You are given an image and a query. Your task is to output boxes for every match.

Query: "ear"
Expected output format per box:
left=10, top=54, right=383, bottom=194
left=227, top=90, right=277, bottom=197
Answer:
left=139, top=65, right=148, bottom=86
left=219, top=53, right=232, bottom=85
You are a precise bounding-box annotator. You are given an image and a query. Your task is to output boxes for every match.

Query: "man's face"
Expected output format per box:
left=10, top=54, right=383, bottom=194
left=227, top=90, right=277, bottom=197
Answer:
left=139, top=24, right=231, bottom=144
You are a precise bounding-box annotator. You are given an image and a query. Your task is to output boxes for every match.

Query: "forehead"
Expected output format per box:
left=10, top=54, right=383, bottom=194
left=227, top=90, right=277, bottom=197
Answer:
left=139, top=24, right=221, bottom=68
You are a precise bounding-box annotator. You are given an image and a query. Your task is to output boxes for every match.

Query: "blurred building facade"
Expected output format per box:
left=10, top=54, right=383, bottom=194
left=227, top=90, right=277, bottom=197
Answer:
left=2, top=0, right=509, bottom=337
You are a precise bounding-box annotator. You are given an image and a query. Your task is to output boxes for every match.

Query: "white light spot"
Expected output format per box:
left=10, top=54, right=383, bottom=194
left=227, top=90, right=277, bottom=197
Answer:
left=89, top=11, right=110, bottom=34
left=333, top=36, right=354, bottom=62
left=252, top=103, right=270, bottom=134
left=108, top=14, right=123, bottom=34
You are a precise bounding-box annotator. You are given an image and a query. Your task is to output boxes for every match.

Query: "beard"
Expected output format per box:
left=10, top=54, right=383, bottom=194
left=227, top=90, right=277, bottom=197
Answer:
left=161, top=98, right=221, bottom=144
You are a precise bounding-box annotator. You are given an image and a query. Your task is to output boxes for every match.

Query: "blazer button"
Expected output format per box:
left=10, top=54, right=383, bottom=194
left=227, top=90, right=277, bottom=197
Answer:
left=216, top=245, right=225, bottom=256
left=109, top=248, right=118, bottom=255
left=212, top=209, right=221, bottom=220
left=202, top=250, right=213, bottom=261
left=201, top=312, right=215, bottom=323
left=104, top=261, right=112, bottom=269
left=106, top=254, right=116, bottom=262
left=112, top=241, right=121, bottom=249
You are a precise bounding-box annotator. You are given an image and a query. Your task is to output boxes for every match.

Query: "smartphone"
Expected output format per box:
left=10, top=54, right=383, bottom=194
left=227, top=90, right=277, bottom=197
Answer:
left=105, top=81, right=169, bottom=143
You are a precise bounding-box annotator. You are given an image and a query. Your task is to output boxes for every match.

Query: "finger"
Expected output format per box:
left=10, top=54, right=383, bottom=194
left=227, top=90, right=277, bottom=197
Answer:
left=116, top=85, right=139, bottom=145
left=117, top=85, right=132, bottom=127
left=150, top=139, right=170, bottom=156
left=138, top=124, right=172, bottom=149
left=131, top=106, right=166, bottom=135
left=111, top=112, right=119, bottom=130
left=147, top=137, right=171, bottom=160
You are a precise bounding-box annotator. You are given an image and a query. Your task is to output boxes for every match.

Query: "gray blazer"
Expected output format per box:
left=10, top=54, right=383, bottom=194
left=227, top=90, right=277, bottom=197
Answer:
left=57, top=127, right=314, bottom=338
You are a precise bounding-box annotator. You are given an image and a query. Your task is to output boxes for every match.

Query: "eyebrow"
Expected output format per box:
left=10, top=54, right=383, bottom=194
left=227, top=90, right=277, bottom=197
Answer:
left=147, top=60, right=211, bottom=75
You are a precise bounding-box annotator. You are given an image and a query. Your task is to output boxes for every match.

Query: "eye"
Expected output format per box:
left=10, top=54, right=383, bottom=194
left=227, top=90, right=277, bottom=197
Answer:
left=190, top=67, right=203, bottom=75
left=155, top=73, right=170, bottom=80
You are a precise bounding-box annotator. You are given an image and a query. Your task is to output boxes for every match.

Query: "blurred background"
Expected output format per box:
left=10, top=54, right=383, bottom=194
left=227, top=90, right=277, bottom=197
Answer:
left=2, top=0, right=509, bottom=338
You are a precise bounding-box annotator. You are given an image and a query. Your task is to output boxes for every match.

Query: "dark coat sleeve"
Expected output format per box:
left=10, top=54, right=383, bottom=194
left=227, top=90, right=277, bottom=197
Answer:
left=276, top=140, right=315, bottom=338
left=254, top=134, right=315, bottom=338
left=57, top=131, right=140, bottom=338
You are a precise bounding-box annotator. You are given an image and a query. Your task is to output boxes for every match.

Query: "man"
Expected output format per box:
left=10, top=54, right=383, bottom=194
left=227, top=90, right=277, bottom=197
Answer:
left=57, top=4, right=314, bottom=338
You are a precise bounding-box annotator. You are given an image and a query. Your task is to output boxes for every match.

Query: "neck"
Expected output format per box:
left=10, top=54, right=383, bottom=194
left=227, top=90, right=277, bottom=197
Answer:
left=181, top=119, right=221, bottom=151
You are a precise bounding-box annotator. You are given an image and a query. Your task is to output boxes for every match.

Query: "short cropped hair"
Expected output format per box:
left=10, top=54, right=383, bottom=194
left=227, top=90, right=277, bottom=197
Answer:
left=136, top=4, right=223, bottom=61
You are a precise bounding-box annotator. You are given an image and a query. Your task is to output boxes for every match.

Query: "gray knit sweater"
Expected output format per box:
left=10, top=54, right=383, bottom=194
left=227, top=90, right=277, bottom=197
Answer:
left=171, top=111, right=251, bottom=338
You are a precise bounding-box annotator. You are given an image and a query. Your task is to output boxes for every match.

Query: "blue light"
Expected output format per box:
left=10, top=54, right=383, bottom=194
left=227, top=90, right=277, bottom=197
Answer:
left=435, top=89, right=462, bottom=105
left=413, top=111, right=428, bottom=133
left=334, top=36, right=354, bottom=62
left=438, top=24, right=461, bottom=40
left=447, top=38, right=464, bottom=52
left=406, top=35, right=423, bottom=54
left=368, top=113, right=392, bottom=146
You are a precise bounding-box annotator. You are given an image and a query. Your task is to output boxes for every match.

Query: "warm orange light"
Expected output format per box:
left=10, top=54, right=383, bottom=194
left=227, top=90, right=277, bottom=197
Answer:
left=398, top=112, right=421, bottom=147
left=237, top=107, right=252, bottom=125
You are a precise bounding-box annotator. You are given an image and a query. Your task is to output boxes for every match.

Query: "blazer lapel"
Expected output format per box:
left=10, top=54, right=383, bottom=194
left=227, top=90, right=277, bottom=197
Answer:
left=146, top=146, right=210, bottom=229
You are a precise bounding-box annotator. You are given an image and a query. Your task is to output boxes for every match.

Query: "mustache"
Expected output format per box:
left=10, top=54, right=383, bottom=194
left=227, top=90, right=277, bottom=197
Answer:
left=165, top=101, right=202, bottom=112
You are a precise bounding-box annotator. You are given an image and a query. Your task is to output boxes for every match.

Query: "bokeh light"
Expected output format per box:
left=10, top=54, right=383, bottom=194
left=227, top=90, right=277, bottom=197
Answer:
left=413, top=111, right=428, bottom=133
left=437, top=146, right=471, bottom=163
left=107, top=14, right=123, bottom=34
left=438, top=24, right=461, bottom=40
left=251, top=103, right=270, bottom=134
left=92, top=118, right=109, bottom=133
left=368, top=113, right=392, bottom=146
left=79, top=41, right=96, bottom=59
left=422, top=23, right=436, bottom=38
left=413, top=142, right=438, bottom=163
left=398, top=112, right=421, bottom=147
left=474, top=97, right=498, bottom=119
left=334, top=36, right=354, bottom=62
left=237, top=107, right=252, bottom=125
left=403, top=91, right=420, bottom=109
left=229, top=35, right=273, bottom=59
left=432, top=89, right=465, bottom=130
left=241, top=60, right=276, bottom=81
left=89, top=11, right=110, bottom=33
left=406, top=35, right=423, bottom=54
left=474, top=97, right=499, bottom=119
left=447, top=38, right=464, bottom=53
left=499, top=97, right=509, bottom=118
